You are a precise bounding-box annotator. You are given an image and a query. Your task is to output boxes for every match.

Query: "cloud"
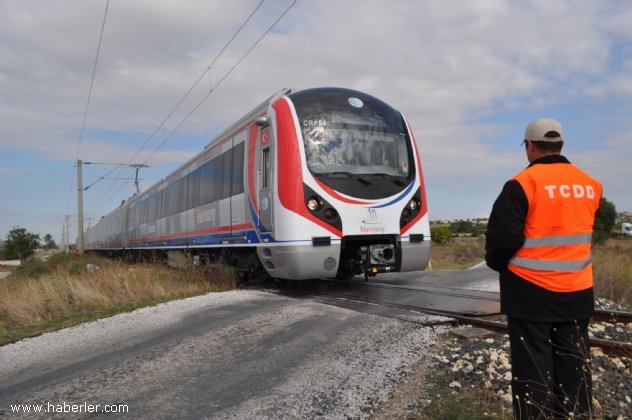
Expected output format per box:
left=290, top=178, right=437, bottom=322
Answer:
left=1, top=0, right=632, bottom=240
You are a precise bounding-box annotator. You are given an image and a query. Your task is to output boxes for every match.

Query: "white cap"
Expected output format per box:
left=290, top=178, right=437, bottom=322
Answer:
left=524, top=117, right=564, bottom=142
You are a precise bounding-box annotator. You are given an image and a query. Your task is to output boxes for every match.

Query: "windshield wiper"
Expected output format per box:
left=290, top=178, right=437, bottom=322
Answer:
left=373, top=173, right=405, bottom=186
left=324, top=172, right=371, bottom=185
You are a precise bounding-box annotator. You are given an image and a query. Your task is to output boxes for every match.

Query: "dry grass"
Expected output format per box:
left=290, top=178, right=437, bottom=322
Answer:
left=429, top=237, right=632, bottom=309
left=1, top=238, right=629, bottom=346
left=430, top=238, right=486, bottom=270
left=0, top=253, right=236, bottom=345
left=593, top=239, right=632, bottom=308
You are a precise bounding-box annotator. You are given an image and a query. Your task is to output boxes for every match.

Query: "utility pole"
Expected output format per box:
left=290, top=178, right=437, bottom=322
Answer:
left=66, top=215, right=71, bottom=253
left=77, top=159, right=84, bottom=254
left=64, top=215, right=71, bottom=253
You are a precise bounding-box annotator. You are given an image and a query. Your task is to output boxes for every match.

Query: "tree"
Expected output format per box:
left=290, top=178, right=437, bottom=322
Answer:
left=43, top=234, right=57, bottom=250
left=450, top=219, right=473, bottom=234
left=593, top=197, right=616, bottom=245
left=3, top=227, right=40, bottom=261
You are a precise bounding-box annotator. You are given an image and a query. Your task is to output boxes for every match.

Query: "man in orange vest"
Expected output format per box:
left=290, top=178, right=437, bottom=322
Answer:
left=485, top=117, right=602, bottom=419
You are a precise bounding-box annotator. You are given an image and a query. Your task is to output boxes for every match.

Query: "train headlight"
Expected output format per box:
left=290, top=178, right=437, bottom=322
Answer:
left=323, top=208, right=337, bottom=220
left=303, top=184, right=342, bottom=231
left=400, top=188, right=423, bottom=229
left=307, top=197, right=321, bottom=211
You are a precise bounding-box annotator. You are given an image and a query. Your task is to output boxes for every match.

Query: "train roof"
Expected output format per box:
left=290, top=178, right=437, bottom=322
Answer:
left=89, top=88, right=292, bottom=225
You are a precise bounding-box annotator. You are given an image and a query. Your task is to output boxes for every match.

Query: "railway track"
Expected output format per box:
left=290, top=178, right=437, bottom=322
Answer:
left=273, top=279, right=632, bottom=357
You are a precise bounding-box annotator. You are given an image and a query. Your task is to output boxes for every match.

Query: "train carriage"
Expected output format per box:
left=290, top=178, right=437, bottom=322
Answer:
left=85, top=87, right=430, bottom=281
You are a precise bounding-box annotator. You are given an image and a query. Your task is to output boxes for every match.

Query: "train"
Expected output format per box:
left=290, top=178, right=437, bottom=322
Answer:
left=85, top=87, right=431, bottom=281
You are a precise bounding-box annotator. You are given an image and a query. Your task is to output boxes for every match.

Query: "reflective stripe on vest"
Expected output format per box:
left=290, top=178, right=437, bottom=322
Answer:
left=510, top=233, right=593, bottom=271
left=523, top=232, right=592, bottom=247
left=510, top=255, right=592, bottom=271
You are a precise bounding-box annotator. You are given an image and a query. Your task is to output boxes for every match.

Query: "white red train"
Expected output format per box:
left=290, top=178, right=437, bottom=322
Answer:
left=85, top=87, right=430, bottom=281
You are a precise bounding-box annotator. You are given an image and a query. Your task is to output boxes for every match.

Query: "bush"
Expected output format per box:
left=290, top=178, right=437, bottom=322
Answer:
left=431, top=226, right=452, bottom=244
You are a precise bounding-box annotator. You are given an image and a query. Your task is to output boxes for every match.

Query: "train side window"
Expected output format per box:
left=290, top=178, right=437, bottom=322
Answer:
left=188, top=168, right=200, bottom=209
left=262, top=147, right=270, bottom=189
left=210, top=157, right=220, bottom=203
left=200, top=160, right=214, bottom=205
left=177, top=177, right=187, bottom=213
left=167, top=182, right=179, bottom=215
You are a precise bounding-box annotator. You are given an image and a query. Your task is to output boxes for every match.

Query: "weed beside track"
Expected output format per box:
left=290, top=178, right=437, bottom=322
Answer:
left=0, top=253, right=236, bottom=345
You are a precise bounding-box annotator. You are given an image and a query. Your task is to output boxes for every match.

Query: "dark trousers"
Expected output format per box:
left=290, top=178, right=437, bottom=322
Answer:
left=507, top=317, right=592, bottom=419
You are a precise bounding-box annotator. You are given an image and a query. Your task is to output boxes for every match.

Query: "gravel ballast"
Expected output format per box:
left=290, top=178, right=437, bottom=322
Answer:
left=427, top=299, right=632, bottom=419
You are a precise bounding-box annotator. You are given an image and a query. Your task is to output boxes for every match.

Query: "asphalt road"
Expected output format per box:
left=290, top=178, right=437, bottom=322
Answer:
left=0, top=289, right=451, bottom=419
left=372, top=264, right=499, bottom=291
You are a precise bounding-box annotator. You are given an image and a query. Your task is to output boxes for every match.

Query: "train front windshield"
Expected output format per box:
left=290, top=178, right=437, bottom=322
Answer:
left=289, top=88, right=412, bottom=178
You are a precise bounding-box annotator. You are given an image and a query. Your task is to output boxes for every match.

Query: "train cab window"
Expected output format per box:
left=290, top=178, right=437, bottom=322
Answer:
left=262, top=148, right=270, bottom=189
left=290, top=88, right=412, bottom=179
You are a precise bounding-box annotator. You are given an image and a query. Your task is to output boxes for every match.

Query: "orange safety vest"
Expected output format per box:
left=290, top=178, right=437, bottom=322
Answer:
left=507, top=162, right=602, bottom=292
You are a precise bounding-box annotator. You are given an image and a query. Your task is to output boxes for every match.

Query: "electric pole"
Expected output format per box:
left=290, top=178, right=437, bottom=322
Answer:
left=77, top=159, right=84, bottom=254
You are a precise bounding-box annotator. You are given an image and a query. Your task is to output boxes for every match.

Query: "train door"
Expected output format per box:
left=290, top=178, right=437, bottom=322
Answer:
left=122, top=203, right=130, bottom=248
left=230, top=130, right=247, bottom=237
left=257, top=125, right=273, bottom=234
left=219, top=138, right=233, bottom=237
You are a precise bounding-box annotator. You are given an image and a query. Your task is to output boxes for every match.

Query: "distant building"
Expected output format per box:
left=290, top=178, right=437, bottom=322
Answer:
left=617, top=211, right=632, bottom=223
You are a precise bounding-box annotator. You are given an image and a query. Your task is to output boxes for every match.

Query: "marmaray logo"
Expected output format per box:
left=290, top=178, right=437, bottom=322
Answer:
left=362, top=208, right=379, bottom=224
left=361, top=208, right=385, bottom=233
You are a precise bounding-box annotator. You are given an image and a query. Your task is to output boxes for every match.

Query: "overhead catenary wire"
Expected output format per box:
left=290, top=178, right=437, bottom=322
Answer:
left=126, top=0, right=264, bottom=167
left=82, top=162, right=127, bottom=191
left=141, top=0, right=297, bottom=166
left=87, top=1, right=296, bottom=220
left=62, top=0, right=110, bottom=242
left=85, top=1, right=266, bottom=219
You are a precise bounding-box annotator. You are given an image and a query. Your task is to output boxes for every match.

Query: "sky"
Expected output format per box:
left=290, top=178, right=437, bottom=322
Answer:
left=1, top=0, right=631, bottom=244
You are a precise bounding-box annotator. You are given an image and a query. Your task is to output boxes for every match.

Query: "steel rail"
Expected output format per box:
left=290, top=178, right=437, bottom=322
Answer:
left=328, top=295, right=632, bottom=358
left=448, top=314, right=632, bottom=358
left=283, top=281, right=632, bottom=358
left=593, top=309, right=632, bottom=324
